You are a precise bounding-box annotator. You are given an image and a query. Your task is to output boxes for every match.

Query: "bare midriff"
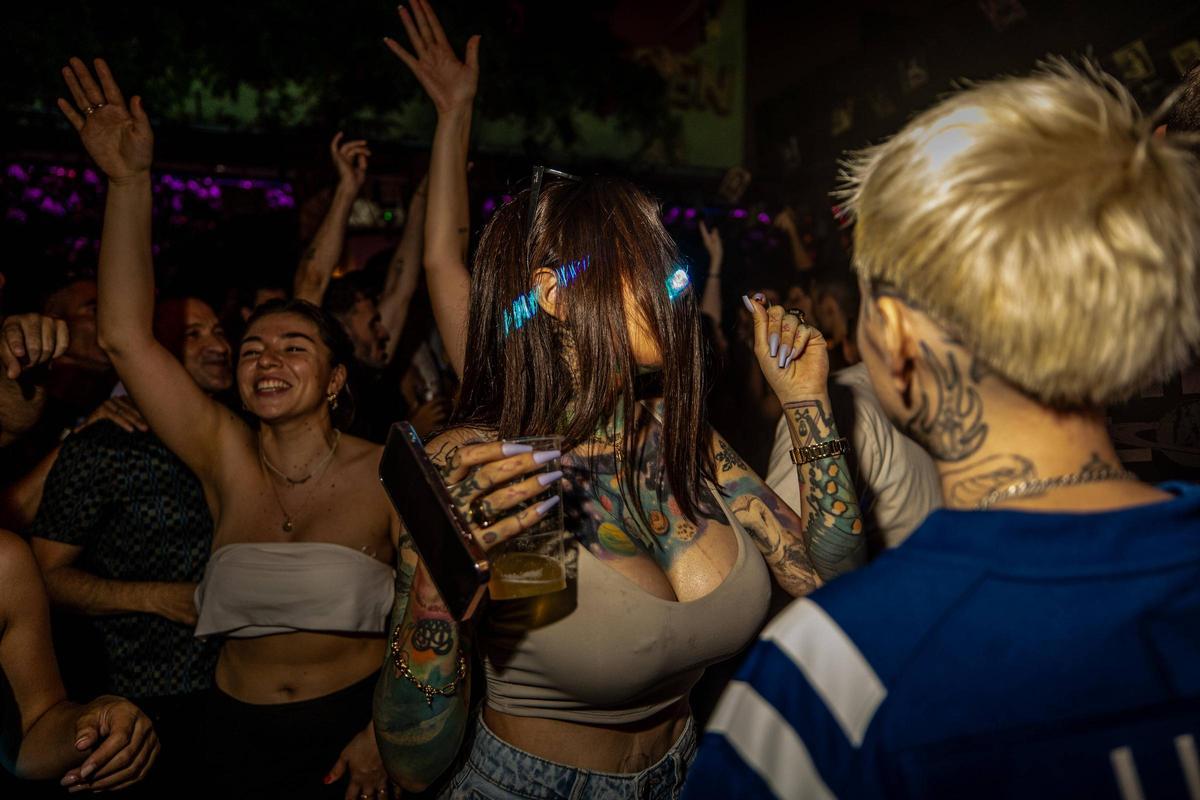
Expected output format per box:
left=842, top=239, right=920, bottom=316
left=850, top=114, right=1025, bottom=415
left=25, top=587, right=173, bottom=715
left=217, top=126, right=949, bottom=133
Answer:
left=215, top=631, right=385, bottom=704
left=482, top=699, right=689, bottom=774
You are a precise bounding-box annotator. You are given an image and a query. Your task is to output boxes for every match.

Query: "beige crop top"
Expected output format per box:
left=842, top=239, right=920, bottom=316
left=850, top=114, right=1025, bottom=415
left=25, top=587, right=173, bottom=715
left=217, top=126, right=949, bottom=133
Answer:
left=194, top=542, right=394, bottom=639
left=482, top=490, right=770, bottom=724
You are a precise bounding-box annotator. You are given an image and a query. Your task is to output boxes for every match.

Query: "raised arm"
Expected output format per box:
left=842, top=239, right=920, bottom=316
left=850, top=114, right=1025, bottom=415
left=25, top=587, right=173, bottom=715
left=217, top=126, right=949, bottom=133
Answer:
left=293, top=133, right=371, bottom=305
left=378, top=174, right=428, bottom=364
left=57, top=57, right=246, bottom=489
left=737, top=294, right=865, bottom=587
left=698, top=221, right=724, bottom=325
left=385, top=0, right=478, bottom=376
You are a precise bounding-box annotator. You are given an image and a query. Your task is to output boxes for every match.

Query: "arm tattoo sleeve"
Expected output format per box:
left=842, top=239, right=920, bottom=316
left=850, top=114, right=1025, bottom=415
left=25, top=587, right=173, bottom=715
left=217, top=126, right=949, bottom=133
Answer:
left=785, top=399, right=866, bottom=579
left=373, top=559, right=470, bottom=789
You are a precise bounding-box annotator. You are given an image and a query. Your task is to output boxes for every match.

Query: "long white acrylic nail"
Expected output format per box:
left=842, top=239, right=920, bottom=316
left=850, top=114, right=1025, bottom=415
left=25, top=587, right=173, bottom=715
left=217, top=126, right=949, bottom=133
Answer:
left=501, top=442, right=534, bottom=456
left=533, top=449, right=561, bottom=465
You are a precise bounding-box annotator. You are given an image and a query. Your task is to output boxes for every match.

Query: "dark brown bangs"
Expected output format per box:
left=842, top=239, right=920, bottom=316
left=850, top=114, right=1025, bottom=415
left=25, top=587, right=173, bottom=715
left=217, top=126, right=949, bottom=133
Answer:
left=454, top=176, right=715, bottom=531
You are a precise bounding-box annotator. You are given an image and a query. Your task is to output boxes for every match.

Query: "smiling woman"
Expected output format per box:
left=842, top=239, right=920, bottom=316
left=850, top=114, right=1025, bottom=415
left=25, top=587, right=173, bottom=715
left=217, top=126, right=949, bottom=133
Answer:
left=61, top=56, right=408, bottom=799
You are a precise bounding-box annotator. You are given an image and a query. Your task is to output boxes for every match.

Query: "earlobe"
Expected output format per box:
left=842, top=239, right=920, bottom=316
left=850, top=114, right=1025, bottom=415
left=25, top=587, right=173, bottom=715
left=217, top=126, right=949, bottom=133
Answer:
left=531, top=269, right=561, bottom=320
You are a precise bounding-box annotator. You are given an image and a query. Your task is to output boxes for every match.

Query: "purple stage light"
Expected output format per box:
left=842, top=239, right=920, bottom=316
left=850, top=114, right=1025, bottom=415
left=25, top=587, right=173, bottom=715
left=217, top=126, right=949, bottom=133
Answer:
left=757, top=212, right=771, bottom=224
left=730, top=208, right=748, bottom=219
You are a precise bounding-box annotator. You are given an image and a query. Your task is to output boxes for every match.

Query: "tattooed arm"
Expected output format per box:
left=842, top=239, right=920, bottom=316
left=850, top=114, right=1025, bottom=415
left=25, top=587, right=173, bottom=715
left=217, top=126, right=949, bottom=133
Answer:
left=740, top=296, right=865, bottom=586
left=378, top=174, right=428, bottom=364
left=713, top=433, right=822, bottom=596
left=782, top=399, right=865, bottom=578
left=294, top=133, right=370, bottom=304
left=373, top=431, right=476, bottom=791
left=373, top=551, right=470, bottom=792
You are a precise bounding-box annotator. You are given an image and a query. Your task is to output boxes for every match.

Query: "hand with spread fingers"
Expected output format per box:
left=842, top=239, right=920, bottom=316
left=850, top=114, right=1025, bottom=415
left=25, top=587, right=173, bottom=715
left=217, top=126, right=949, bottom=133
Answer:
left=435, top=440, right=562, bottom=550
left=741, top=292, right=830, bottom=403
left=384, top=0, right=481, bottom=115
left=59, top=696, right=159, bottom=793
left=331, top=131, right=371, bottom=193
left=0, top=313, right=69, bottom=380
left=56, top=58, right=153, bottom=183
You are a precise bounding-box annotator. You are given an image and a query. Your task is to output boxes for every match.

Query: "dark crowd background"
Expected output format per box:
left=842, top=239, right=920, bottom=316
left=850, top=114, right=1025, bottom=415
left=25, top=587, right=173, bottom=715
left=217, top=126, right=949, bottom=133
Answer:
left=2, top=0, right=1200, bottom=477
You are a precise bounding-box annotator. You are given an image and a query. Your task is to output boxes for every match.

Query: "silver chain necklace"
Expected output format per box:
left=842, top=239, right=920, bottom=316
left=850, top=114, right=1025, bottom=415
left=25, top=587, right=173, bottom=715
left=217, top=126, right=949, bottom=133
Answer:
left=975, top=464, right=1137, bottom=510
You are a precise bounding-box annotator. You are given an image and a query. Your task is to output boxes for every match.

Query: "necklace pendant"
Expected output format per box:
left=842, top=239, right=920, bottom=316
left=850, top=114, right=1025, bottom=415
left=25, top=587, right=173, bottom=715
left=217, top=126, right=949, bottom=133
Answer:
left=282, top=518, right=294, bottom=533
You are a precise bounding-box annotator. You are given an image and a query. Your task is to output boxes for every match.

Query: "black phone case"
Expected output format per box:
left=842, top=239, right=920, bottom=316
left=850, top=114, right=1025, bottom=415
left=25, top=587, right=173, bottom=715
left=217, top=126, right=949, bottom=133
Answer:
left=378, top=422, right=490, bottom=621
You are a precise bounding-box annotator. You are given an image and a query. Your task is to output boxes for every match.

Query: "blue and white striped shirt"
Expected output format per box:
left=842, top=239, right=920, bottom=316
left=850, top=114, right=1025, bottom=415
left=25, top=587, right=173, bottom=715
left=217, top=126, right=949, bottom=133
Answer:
left=683, top=483, right=1200, bottom=799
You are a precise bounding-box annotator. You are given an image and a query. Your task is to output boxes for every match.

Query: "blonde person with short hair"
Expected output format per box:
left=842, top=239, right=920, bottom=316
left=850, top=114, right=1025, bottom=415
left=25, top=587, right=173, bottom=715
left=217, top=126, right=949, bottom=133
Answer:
left=683, top=62, right=1200, bottom=799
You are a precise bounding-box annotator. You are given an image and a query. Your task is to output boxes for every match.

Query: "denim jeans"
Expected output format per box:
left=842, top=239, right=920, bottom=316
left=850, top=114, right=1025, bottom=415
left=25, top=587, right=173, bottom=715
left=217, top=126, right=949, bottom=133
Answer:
left=440, top=714, right=697, bottom=800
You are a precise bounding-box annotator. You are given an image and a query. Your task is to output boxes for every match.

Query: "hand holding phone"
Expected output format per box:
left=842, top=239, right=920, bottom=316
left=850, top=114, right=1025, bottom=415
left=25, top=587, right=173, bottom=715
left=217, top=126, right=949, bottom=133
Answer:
left=439, top=440, right=562, bottom=549
left=379, top=424, right=561, bottom=620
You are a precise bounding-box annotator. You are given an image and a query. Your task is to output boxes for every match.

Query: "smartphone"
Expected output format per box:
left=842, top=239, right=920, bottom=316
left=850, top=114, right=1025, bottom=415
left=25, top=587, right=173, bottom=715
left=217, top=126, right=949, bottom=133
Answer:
left=379, top=422, right=490, bottom=621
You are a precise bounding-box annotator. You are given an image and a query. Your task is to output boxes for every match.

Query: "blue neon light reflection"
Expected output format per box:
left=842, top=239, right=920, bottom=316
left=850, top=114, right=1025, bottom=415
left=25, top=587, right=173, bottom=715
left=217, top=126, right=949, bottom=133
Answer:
left=666, top=266, right=691, bottom=301
left=502, top=256, right=590, bottom=337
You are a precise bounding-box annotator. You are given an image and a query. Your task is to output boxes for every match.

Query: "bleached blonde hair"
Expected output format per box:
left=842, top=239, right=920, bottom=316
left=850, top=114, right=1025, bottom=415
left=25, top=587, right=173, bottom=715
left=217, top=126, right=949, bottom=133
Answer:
left=841, top=61, right=1200, bottom=407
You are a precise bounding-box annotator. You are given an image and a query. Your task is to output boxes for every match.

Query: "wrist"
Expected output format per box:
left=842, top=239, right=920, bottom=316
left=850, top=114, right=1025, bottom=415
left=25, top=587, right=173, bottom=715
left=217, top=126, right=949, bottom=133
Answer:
left=108, top=171, right=151, bottom=188
left=779, top=390, right=832, bottom=408
left=436, top=103, right=474, bottom=121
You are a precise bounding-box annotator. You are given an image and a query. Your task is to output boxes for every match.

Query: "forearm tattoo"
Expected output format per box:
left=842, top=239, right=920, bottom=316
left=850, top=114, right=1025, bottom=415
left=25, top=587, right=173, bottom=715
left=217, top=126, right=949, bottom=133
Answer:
left=373, top=560, right=469, bottom=785
left=785, top=400, right=865, bottom=579
left=904, top=341, right=987, bottom=462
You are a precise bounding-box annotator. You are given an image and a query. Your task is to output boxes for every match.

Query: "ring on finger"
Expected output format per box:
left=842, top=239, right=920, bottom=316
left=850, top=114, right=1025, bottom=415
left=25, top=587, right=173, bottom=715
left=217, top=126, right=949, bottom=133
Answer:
left=83, top=104, right=96, bottom=115
left=468, top=498, right=493, bottom=529
left=785, top=308, right=807, bottom=326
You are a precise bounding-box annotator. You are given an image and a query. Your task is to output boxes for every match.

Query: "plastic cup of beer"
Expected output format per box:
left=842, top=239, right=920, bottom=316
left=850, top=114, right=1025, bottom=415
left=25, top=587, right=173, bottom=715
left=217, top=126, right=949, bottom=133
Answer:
left=487, top=435, right=567, bottom=601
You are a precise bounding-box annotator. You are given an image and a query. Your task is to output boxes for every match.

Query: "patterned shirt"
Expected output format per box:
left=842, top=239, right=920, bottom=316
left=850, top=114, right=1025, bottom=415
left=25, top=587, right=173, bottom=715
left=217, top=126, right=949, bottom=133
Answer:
left=30, top=420, right=218, bottom=698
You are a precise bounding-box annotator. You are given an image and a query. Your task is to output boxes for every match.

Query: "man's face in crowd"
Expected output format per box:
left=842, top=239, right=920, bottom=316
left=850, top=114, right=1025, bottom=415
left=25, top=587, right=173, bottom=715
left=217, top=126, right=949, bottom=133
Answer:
left=156, top=298, right=233, bottom=393
left=44, top=279, right=109, bottom=371
left=339, top=294, right=389, bottom=369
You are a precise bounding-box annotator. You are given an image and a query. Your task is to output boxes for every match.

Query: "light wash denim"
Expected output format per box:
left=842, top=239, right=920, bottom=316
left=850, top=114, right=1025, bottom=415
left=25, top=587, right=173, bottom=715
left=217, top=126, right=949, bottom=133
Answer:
left=440, top=714, right=697, bottom=800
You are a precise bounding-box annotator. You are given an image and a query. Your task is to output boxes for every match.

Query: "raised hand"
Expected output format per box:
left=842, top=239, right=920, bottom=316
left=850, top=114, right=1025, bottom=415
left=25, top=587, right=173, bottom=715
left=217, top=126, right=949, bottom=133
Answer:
left=742, top=293, right=830, bottom=402
left=384, top=0, right=481, bottom=115
left=331, top=132, right=371, bottom=192
left=699, top=221, right=723, bottom=268
left=56, top=58, right=153, bottom=183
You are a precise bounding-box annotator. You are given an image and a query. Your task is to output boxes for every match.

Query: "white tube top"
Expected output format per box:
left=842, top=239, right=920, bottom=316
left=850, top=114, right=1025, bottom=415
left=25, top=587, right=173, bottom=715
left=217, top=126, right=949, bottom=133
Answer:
left=194, top=542, right=394, bottom=639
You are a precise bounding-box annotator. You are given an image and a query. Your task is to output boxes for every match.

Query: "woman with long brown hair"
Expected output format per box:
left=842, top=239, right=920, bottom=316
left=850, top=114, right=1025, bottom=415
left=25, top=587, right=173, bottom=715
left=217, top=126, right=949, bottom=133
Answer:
left=375, top=4, right=866, bottom=798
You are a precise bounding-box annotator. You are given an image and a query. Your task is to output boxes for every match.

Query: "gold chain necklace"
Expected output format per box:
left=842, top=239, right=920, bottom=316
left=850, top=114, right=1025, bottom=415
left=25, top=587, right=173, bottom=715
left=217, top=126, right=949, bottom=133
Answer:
left=260, top=433, right=341, bottom=533
left=260, top=430, right=340, bottom=485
